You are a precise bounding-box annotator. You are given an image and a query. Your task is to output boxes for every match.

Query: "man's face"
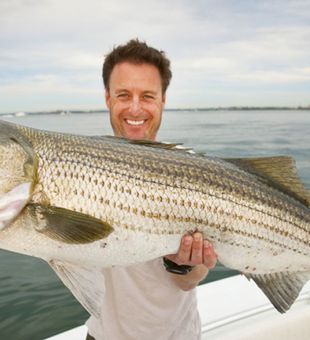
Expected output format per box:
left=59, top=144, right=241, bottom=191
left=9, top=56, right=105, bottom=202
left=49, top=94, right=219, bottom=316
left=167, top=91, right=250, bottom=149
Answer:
left=106, top=62, right=166, bottom=141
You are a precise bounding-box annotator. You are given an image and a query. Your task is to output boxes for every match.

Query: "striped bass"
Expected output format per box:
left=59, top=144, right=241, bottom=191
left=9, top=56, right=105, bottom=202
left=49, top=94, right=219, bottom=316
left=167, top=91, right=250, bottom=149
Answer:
left=0, top=119, right=309, bottom=316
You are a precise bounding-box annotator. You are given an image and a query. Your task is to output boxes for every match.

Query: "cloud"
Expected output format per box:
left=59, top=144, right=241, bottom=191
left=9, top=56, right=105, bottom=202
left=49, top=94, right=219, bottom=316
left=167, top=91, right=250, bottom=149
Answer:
left=171, top=24, right=310, bottom=91
left=0, top=0, right=310, bottom=112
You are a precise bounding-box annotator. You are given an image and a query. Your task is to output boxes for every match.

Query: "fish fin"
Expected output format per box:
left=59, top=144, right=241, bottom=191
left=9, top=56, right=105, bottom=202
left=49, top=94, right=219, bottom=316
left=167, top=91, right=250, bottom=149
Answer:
left=0, top=182, right=32, bottom=230
left=129, top=139, right=184, bottom=149
left=130, top=139, right=195, bottom=153
left=225, top=156, right=310, bottom=207
left=95, top=135, right=195, bottom=153
left=49, top=260, right=104, bottom=318
left=245, top=271, right=310, bottom=313
left=29, top=204, right=113, bottom=244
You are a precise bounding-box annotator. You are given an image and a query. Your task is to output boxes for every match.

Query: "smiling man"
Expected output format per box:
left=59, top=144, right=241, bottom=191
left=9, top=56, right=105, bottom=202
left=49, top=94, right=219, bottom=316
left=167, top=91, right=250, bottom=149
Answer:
left=86, top=39, right=217, bottom=340
left=106, top=62, right=165, bottom=140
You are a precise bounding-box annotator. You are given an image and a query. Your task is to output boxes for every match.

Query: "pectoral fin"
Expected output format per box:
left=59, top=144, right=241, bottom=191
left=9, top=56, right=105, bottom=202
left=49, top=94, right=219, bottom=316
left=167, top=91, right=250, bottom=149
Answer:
left=29, top=204, right=113, bottom=244
left=49, top=259, right=105, bottom=318
left=245, top=271, right=310, bottom=313
left=0, top=182, right=32, bottom=230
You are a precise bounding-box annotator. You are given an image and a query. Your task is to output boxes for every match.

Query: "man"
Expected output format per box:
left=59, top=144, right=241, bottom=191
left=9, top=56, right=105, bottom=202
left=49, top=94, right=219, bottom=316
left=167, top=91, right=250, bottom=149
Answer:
left=86, top=39, right=217, bottom=340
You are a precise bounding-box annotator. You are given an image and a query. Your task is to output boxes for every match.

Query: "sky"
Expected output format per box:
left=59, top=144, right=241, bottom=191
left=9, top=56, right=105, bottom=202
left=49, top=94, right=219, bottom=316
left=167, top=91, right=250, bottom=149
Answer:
left=0, top=0, right=309, bottom=113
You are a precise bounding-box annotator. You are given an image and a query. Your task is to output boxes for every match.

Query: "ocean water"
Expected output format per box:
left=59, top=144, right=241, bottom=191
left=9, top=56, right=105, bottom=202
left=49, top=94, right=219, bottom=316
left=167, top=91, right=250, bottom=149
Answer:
left=0, top=110, right=309, bottom=339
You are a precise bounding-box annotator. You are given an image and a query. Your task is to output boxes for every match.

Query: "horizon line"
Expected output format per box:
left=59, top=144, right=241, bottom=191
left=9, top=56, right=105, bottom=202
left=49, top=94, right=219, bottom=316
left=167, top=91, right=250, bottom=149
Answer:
left=1, top=106, right=310, bottom=116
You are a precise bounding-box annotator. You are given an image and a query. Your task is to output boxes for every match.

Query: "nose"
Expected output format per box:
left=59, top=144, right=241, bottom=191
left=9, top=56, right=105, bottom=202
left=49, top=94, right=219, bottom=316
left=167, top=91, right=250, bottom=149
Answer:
left=128, top=96, right=143, bottom=116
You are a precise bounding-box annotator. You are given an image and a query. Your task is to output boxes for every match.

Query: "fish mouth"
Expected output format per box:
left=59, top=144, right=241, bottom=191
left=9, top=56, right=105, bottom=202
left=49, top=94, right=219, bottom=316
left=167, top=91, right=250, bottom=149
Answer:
left=125, top=119, right=146, bottom=126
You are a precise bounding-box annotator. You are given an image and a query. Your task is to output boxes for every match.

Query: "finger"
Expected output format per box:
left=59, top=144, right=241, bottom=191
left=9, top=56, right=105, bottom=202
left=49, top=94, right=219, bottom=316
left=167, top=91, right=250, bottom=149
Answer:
left=190, top=232, right=203, bottom=265
left=203, top=240, right=217, bottom=269
left=176, top=235, right=193, bottom=264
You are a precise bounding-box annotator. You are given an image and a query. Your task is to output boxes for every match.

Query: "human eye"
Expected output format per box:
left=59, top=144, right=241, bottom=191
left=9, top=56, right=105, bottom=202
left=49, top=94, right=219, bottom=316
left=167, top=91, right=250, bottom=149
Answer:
left=117, top=92, right=129, bottom=100
left=143, top=93, right=156, bottom=100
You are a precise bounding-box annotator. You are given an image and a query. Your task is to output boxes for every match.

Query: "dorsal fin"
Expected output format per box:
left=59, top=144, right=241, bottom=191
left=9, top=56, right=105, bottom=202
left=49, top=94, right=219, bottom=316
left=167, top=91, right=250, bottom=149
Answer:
left=129, top=139, right=179, bottom=148
left=129, top=139, right=194, bottom=153
left=92, top=135, right=194, bottom=153
left=225, top=156, right=310, bottom=207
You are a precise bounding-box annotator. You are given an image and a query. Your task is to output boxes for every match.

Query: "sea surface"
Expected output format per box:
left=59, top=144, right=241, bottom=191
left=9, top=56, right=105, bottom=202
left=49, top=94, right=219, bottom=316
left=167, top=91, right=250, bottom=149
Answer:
left=0, top=110, right=309, bottom=339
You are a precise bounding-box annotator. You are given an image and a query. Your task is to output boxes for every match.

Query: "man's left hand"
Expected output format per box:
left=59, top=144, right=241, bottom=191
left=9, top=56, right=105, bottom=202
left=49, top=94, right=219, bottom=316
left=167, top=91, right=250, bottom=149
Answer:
left=165, top=232, right=217, bottom=268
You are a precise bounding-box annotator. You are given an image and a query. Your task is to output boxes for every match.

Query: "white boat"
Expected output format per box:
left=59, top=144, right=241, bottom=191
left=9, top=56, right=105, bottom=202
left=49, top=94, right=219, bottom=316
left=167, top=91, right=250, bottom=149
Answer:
left=45, top=274, right=310, bottom=340
left=15, top=111, right=26, bottom=117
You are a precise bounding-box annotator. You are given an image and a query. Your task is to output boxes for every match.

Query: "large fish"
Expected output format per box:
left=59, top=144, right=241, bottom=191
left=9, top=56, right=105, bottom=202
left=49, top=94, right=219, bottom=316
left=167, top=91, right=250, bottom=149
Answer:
left=0, top=119, right=309, bottom=316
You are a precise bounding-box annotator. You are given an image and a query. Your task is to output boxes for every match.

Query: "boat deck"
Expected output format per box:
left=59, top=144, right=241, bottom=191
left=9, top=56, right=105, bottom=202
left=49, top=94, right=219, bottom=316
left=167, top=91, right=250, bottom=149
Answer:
left=46, top=275, right=310, bottom=340
left=198, top=275, right=310, bottom=339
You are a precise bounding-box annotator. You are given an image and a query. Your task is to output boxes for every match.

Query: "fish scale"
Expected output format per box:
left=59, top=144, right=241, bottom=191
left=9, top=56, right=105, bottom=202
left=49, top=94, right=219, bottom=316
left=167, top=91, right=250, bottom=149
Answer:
left=30, top=135, right=309, bottom=267
left=0, top=119, right=309, bottom=314
left=28, top=128, right=309, bottom=248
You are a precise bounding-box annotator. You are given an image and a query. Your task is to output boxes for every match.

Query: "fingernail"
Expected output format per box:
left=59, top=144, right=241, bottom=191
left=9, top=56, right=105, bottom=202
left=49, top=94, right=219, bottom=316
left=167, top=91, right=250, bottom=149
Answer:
left=204, top=240, right=210, bottom=248
left=194, top=233, right=202, bottom=242
left=183, top=236, right=192, bottom=246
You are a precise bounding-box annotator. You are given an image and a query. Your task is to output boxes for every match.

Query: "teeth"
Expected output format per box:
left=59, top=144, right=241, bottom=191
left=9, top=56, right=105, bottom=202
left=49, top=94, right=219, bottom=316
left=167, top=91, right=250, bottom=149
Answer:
left=126, top=120, right=145, bottom=126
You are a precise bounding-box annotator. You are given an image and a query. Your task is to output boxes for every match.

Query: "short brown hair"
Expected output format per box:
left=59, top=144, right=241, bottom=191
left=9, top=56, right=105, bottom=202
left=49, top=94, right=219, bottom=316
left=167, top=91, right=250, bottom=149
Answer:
left=103, top=39, right=172, bottom=94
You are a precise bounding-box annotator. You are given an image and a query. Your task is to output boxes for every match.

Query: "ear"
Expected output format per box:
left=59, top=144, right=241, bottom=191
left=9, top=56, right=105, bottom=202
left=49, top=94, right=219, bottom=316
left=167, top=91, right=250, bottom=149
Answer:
left=162, top=94, right=166, bottom=106
left=105, top=90, right=111, bottom=109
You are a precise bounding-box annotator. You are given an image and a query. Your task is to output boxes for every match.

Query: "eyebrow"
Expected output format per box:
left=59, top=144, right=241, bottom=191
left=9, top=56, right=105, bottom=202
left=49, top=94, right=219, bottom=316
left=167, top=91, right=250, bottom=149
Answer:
left=114, top=89, right=158, bottom=95
left=114, top=89, right=129, bottom=93
left=143, top=90, right=157, bottom=95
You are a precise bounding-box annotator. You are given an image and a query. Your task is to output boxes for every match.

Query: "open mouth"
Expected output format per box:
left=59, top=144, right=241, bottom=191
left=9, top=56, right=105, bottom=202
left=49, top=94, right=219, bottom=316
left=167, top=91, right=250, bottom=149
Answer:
left=125, top=119, right=145, bottom=126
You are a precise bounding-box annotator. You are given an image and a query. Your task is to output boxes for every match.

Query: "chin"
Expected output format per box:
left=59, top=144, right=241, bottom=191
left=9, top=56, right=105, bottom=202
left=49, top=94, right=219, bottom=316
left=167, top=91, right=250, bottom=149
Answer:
left=124, top=129, right=148, bottom=140
left=127, top=134, right=146, bottom=140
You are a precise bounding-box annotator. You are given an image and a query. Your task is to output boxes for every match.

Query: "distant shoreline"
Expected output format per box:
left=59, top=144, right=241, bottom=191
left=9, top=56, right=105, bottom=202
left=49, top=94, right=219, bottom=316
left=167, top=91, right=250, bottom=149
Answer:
left=1, top=107, right=309, bottom=116
left=167, top=106, right=310, bottom=111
